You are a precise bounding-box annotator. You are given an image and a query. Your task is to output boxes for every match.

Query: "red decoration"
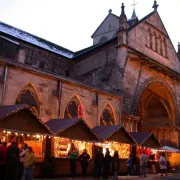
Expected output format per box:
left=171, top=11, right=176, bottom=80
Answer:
left=78, top=105, right=84, bottom=118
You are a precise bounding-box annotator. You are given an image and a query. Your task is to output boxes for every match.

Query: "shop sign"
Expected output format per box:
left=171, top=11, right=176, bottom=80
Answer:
left=78, top=105, right=84, bottom=118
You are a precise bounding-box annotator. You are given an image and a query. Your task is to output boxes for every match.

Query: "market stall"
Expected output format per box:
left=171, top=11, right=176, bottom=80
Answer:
left=92, top=125, right=136, bottom=174
left=45, top=118, right=99, bottom=176
left=130, top=132, right=162, bottom=174
left=0, top=104, right=51, bottom=161
left=156, top=146, right=180, bottom=172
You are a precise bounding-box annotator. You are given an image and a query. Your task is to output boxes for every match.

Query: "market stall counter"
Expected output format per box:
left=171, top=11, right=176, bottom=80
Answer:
left=130, top=132, right=162, bottom=174
left=0, top=104, right=52, bottom=176
left=45, top=118, right=99, bottom=177
left=92, top=125, right=136, bottom=174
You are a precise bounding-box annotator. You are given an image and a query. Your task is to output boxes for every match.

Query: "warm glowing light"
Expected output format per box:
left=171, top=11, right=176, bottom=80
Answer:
left=67, top=143, right=71, bottom=153
left=21, top=134, right=24, bottom=136
left=15, top=133, right=18, bottom=135
left=36, top=135, right=40, bottom=138
left=27, top=134, right=30, bottom=137
left=7, top=131, right=11, bottom=134
left=3, top=130, right=6, bottom=133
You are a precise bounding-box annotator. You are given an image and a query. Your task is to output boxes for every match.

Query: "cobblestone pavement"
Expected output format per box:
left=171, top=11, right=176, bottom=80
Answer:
left=34, top=173, right=180, bottom=180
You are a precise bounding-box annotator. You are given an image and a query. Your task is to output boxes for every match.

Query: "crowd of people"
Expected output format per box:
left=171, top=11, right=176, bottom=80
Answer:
left=68, top=143, right=169, bottom=179
left=68, top=143, right=120, bottom=180
left=126, top=151, right=168, bottom=178
left=0, top=139, right=36, bottom=180
left=0, top=140, right=168, bottom=180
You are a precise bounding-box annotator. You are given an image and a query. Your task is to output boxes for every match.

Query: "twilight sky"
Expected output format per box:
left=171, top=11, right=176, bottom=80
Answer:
left=0, top=0, right=179, bottom=52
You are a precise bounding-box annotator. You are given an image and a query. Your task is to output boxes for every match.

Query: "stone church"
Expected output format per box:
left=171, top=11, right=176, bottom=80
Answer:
left=0, top=1, right=180, bottom=148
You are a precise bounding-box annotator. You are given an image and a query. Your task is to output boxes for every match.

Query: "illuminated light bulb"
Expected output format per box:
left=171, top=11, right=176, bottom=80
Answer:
left=3, top=130, right=6, bottom=133
left=36, top=135, right=40, bottom=138
left=7, top=131, right=11, bottom=134
left=15, top=133, right=18, bottom=135
left=21, top=134, right=24, bottom=136
left=27, top=134, right=30, bottom=137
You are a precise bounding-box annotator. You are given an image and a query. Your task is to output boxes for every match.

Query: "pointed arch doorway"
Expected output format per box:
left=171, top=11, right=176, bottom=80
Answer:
left=135, top=78, right=178, bottom=147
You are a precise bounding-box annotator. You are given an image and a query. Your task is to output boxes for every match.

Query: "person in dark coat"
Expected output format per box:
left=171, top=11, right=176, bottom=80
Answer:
left=78, top=149, right=90, bottom=178
left=0, top=142, right=7, bottom=180
left=132, top=155, right=137, bottom=174
left=6, top=140, right=20, bottom=180
left=111, top=151, right=120, bottom=180
left=126, top=154, right=133, bottom=176
left=94, top=148, right=104, bottom=179
left=18, top=143, right=28, bottom=180
left=103, top=148, right=112, bottom=179
left=67, top=143, right=79, bottom=178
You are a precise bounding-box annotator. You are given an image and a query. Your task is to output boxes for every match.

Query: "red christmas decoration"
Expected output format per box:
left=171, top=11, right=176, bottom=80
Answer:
left=78, top=105, right=84, bottom=118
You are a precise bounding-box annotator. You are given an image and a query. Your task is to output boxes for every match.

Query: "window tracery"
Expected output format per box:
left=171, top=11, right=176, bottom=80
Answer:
left=64, top=97, right=80, bottom=118
left=146, top=28, right=168, bottom=59
left=100, top=106, right=115, bottom=126
left=16, top=84, right=40, bottom=115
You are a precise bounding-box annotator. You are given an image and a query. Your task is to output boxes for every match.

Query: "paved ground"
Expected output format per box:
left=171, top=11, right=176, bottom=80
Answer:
left=34, top=173, right=180, bottom=180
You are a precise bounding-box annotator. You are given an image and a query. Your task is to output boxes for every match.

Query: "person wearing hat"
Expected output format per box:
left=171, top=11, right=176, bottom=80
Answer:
left=6, top=139, right=20, bottom=180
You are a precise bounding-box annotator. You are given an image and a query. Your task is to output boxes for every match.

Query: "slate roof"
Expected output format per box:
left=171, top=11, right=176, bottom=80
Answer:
left=45, top=118, right=80, bottom=134
left=92, top=125, right=136, bottom=144
left=129, top=132, right=161, bottom=147
left=45, top=118, right=99, bottom=141
left=0, top=104, right=52, bottom=134
left=129, top=132, right=152, bottom=145
left=0, top=21, right=73, bottom=59
left=0, top=104, right=28, bottom=119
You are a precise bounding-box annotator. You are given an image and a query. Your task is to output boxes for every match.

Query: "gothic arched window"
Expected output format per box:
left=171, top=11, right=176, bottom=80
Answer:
left=64, top=97, right=80, bottom=118
left=99, top=36, right=108, bottom=44
left=100, top=106, right=115, bottom=126
left=154, top=33, right=158, bottom=52
left=164, top=39, right=168, bottom=58
left=16, top=83, right=40, bottom=115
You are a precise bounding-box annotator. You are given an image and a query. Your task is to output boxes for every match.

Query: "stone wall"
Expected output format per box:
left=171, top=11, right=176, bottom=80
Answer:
left=0, top=63, right=121, bottom=127
left=73, top=43, right=118, bottom=89
left=128, top=12, right=180, bottom=72
left=92, top=13, right=119, bottom=45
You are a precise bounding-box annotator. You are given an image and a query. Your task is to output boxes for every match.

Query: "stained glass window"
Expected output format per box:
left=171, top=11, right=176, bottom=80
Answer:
left=100, top=106, right=115, bottom=126
left=16, top=84, right=40, bottom=115
left=64, top=97, right=80, bottom=118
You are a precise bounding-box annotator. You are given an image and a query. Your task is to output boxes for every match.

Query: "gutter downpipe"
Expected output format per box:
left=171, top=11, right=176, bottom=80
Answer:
left=1, top=65, right=8, bottom=106
left=57, top=80, right=62, bottom=119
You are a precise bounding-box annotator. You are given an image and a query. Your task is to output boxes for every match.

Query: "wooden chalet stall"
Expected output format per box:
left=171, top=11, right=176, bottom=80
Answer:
left=157, top=146, right=180, bottom=172
left=0, top=104, right=52, bottom=176
left=45, top=118, right=99, bottom=176
left=130, top=132, right=162, bottom=174
left=92, top=125, right=136, bottom=174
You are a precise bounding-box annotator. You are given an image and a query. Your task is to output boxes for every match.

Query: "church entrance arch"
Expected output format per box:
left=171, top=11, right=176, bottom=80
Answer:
left=134, top=77, right=178, bottom=130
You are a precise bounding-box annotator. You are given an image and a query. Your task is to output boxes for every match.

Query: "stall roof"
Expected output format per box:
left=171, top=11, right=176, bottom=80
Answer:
left=92, top=125, right=136, bottom=144
left=130, top=132, right=161, bottom=148
left=46, top=118, right=99, bottom=141
left=0, top=104, right=52, bottom=135
left=162, top=146, right=180, bottom=153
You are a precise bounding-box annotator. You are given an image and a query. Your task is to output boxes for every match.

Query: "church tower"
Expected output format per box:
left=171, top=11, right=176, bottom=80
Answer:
left=118, top=3, right=127, bottom=46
